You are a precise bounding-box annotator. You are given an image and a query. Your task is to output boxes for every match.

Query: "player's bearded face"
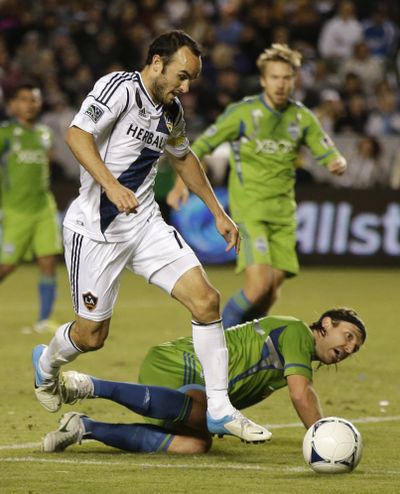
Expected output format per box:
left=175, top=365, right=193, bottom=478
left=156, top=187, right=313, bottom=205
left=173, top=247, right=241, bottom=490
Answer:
left=260, top=61, right=296, bottom=110
left=151, top=48, right=201, bottom=105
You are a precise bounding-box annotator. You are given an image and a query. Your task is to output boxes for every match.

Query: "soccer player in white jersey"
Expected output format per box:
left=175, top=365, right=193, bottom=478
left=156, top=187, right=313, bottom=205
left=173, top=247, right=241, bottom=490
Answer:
left=32, top=30, right=270, bottom=442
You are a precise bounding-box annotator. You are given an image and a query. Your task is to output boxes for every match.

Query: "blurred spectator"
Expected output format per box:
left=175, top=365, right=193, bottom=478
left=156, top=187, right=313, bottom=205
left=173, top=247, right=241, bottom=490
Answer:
left=338, top=41, right=384, bottom=96
left=0, top=0, right=399, bottom=185
left=363, top=4, right=399, bottom=59
left=313, top=88, right=344, bottom=134
left=0, top=37, right=21, bottom=99
left=334, top=93, right=369, bottom=135
left=41, top=94, right=79, bottom=182
left=339, top=72, right=365, bottom=105
left=183, top=1, right=214, bottom=44
left=15, top=31, right=43, bottom=79
left=366, top=91, right=400, bottom=136
left=164, top=0, right=190, bottom=28
left=389, top=148, right=400, bottom=189
left=215, top=0, right=243, bottom=45
left=334, top=135, right=386, bottom=188
left=288, top=0, right=323, bottom=46
left=307, top=58, right=340, bottom=94
left=318, top=0, right=363, bottom=61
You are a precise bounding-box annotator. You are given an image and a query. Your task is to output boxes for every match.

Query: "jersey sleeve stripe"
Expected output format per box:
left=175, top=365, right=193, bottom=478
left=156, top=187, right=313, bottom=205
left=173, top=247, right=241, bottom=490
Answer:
left=315, top=149, right=336, bottom=161
left=97, top=72, right=131, bottom=106
left=284, top=363, right=312, bottom=371
left=97, top=72, right=125, bottom=101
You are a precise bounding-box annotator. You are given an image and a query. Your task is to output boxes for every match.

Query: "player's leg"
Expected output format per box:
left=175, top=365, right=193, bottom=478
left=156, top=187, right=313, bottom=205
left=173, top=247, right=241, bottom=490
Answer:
left=33, top=228, right=127, bottom=412
left=0, top=209, right=32, bottom=281
left=60, top=371, right=193, bottom=420
left=129, top=214, right=271, bottom=442
left=0, top=263, right=17, bottom=281
left=222, top=221, right=293, bottom=326
left=33, top=202, right=63, bottom=329
left=43, top=411, right=211, bottom=454
left=36, top=255, right=57, bottom=329
left=33, top=317, right=110, bottom=412
left=242, top=264, right=285, bottom=317
left=222, top=221, right=272, bottom=326
left=171, top=268, right=271, bottom=441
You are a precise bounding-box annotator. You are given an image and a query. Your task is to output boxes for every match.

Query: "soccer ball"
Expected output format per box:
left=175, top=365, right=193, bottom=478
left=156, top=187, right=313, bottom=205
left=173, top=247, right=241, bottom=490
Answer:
left=302, top=417, right=363, bottom=473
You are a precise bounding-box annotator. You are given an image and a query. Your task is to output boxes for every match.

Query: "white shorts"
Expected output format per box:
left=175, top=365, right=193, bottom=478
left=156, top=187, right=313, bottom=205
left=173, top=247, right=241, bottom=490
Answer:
left=63, top=213, right=200, bottom=321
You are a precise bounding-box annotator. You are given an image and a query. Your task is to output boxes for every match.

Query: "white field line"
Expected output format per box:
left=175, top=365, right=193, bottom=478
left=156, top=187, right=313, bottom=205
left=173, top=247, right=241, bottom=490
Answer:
left=0, top=457, right=399, bottom=476
left=1, top=415, right=399, bottom=453
left=266, top=414, right=400, bottom=429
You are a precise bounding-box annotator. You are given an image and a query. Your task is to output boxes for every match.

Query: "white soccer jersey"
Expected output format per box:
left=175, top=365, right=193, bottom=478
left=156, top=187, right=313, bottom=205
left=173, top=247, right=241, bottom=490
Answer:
left=63, top=71, right=190, bottom=242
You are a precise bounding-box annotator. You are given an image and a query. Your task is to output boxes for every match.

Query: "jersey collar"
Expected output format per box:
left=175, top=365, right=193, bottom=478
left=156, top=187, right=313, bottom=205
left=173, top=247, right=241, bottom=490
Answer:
left=259, top=93, right=290, bottom=115
left=134, top=71, right=163, bottom=112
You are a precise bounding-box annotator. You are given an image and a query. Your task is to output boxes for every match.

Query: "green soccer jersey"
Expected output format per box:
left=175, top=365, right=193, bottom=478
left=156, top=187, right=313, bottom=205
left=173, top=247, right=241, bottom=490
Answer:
left=0, top=120, right=53, bottom=212
left=192, top=94, right=341, bottom=225
left=139, top=315, right=316, bottom=411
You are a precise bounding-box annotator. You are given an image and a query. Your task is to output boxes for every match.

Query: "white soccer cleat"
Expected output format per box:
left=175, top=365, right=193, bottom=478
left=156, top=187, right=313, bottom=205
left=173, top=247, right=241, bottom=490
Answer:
left=32, top=344, right=61, bottom=413
left=207, top=410, right=272, bottom=443
left=60, top=371, right=95, bottom=405
left=42, top=412, right=87, bottom=452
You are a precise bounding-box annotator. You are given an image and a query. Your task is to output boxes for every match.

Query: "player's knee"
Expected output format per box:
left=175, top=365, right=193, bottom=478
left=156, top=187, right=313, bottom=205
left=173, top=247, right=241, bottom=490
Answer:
left=189, top=436, right=212, bottom=454
left=170, top=435, right=212, bottom=454
left=191, top=287, right=220, bottom=321
left=77, top=337, right=105, bottom=352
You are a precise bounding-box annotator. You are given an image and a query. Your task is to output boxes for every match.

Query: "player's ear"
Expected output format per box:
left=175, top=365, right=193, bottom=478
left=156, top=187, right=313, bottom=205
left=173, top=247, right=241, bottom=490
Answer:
left=152, top=54, right=164, bottom=74
left=321, top=316, right=332, bottom=332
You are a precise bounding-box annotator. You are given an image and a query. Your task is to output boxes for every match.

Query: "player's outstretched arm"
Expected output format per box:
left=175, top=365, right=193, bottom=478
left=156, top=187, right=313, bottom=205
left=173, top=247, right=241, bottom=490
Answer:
left=287, top=374, right=323, bottom=429
left=167, top=150, right=240, bottom=253
left=66, top=126, right=138, bottom=214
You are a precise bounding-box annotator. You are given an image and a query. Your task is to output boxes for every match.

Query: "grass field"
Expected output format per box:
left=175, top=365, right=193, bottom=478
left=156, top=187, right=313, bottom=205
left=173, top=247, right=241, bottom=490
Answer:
left=0, top=264, right=399, bottom=493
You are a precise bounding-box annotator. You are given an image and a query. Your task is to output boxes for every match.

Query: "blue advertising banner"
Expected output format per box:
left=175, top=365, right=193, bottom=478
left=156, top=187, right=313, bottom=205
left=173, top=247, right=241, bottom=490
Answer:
left=170, top=187, right=400, bottom=266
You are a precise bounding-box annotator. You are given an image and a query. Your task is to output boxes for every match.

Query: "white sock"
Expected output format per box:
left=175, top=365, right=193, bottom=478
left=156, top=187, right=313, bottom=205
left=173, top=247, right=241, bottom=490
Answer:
left=39, top=322, right=82, bottom=380
left=192, top=319, right=235, bottom=419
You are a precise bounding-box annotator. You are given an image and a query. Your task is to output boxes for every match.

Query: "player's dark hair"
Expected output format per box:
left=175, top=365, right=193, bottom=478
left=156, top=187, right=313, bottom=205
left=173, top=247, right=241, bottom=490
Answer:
left=145, top=30, right=202, bottom=67
left=10, top=83, right=41, bottom=99
left=310, top=307, right=367, bottom=343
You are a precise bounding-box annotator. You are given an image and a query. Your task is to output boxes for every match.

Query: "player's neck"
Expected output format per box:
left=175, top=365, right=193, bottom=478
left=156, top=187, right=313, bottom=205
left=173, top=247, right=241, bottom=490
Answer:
left=139, top=67, right=160, bottom=106
left=16, top=117, right=36, bottom=129
left=263, top=93, right=288, bottom=112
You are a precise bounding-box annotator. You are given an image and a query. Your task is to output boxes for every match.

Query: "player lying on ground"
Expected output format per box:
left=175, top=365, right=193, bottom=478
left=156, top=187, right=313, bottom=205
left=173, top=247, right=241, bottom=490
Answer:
left=43, top=307, right=366, bottom=454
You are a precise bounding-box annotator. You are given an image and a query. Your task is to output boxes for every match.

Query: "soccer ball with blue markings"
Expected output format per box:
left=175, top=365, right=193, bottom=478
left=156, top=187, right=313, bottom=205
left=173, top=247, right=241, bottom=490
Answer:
left=302, top=417, right=363, bottom=473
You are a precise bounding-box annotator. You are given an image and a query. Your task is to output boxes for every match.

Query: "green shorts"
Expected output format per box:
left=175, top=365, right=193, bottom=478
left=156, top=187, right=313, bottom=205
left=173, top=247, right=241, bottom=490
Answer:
left=138, top=339, right=205, bottom=427
left=237, top=220, right=299, bottom=277
left=1, top=203, right=62, bottom=265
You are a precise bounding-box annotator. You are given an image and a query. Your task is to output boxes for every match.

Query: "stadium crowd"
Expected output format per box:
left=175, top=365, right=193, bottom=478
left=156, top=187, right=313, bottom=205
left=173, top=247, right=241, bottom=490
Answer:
left=0, top=0, right=400, bottom=190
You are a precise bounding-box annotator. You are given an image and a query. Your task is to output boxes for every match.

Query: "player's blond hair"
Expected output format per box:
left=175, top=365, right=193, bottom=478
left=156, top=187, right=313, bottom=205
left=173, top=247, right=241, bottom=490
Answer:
left=256, top=44, right=302, bottom=74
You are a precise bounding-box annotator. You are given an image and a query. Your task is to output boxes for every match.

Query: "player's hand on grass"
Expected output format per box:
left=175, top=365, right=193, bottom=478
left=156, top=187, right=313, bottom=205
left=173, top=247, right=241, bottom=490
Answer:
left=105, top=182, right=139, bottom=214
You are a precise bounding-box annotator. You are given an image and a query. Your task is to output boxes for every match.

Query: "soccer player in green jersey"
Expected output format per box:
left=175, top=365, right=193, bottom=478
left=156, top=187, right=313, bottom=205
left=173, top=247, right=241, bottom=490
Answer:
left=169, top=44, right=347, bottom=327
left=42, top=307, right=366, bottom=454
left=0, top=84, right=62, bottom=332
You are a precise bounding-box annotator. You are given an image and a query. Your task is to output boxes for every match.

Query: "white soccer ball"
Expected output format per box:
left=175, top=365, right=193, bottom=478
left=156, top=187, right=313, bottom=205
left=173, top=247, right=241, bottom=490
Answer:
left=302, top=416, right=363, bottom=473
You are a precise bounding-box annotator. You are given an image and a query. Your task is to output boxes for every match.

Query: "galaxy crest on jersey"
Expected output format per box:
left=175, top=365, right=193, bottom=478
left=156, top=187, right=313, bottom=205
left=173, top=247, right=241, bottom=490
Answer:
left=63, top=71, right=190, bottom=242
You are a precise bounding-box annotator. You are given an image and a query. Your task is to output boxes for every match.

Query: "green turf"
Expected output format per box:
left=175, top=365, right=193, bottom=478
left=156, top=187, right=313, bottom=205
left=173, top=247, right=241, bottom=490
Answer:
left=0, top=264, right=399, bottom=493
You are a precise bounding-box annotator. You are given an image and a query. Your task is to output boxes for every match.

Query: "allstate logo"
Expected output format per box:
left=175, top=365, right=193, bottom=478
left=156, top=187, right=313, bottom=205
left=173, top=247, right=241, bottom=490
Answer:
left=170, top=187, right=236, bottom=264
